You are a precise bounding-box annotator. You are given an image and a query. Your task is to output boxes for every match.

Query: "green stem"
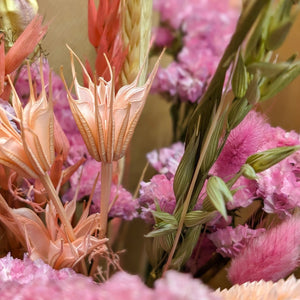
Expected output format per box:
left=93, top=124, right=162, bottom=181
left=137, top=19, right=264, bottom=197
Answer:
left=99, top=162, right=113, bottom=238
left=40, top=173, right=76, bottom=242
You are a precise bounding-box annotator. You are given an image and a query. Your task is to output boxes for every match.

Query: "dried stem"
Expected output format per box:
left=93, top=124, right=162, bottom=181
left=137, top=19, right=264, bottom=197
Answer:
left=99, top=162, right=113, bottom=238
left=40, top=173, right=76, bottom=242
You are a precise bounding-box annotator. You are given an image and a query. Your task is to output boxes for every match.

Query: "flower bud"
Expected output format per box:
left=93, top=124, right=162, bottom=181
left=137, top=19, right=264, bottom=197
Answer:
left=241, top=163, right=257, bottom=180
left=246, top=146, right=300, bottom=173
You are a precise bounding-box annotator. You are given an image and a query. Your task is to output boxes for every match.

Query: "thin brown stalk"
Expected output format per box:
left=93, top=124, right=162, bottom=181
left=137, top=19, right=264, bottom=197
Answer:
left=40, top=172, right=76, bottom=242
left=99, top=162, right=113, bottom=237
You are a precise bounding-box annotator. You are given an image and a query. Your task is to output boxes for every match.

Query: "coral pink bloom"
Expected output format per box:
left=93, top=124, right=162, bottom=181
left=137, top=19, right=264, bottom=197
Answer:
left=0, top=15, right=47, bottom=99
left=87, top=0, right=126, bottom=87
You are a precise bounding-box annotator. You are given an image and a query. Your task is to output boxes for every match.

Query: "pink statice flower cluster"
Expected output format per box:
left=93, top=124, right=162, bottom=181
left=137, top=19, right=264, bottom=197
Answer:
left=15, top=60, right=137, bottom=221
left=147, top=141, right=184, bottom=178
left=207, top=225, right=266, bottom=258
left=139, top=174, right=176, bottom=223
left=256, top=129, right=300, bottom=217
left=152, top=0, right=239, bottom=102
left=0, top=254, right=219, bottom=300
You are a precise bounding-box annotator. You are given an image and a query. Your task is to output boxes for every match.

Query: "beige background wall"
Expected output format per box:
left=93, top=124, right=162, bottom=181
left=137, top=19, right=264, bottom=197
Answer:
left=38, top=1, right=300, bottom=190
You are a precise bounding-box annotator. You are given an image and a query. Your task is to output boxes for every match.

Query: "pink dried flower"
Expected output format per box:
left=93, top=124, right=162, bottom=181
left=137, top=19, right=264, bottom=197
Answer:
left=214, top=111, right=267, bottom=179
left=139, top=174, right=176, bottom=223
left=153, top=27, right=174, bottom=48
left=147, top=142, right=184, bottom=178
left=63, top=158, right=138, bottom=221
left=0, top=253, right=74, bottom=284
left=15, top=59, right=67, bottom=105
left=228, top=216, right=300, bottom=284
left=154, top=270, right=221, bottom=300
left=207, top=225, right=265, bottom=258
left=98, top=271, right=153, bottom=300
left=257, top=153, right=300, bottom=217
left=227, top=176, right=257, bottom=209
left=0, top=254, right=104, bottom=299
left=152, top=0, right=238, bottom=103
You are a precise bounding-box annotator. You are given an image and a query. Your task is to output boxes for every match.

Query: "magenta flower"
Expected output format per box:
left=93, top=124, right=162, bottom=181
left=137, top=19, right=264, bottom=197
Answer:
left=213, top=111, right=267, bottom=179
left=153, top=27, right=174, bottom=48
left=139, top=174, right=176, bottom=223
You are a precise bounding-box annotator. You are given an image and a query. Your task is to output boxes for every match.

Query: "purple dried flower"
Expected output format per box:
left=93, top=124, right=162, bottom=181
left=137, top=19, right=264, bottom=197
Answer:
left=147, top=142, right=184, bottom=178
left=152, top=0, right=238, bottom=103
left=139, top=174, right=176, bottom=223
left=207, top=225, right=265, bottom=258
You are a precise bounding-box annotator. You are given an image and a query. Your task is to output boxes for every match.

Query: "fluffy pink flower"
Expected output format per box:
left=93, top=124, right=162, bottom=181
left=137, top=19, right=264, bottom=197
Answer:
left=208, top=225, right=265, bottom=258
left=228, top=216, right=300, bottom=284
left=139, top=174, right=176, bottom=223
left=213, top=111, right=267, bottom=179
left=154, top=270, right=221, bottom=300
left=98, top=272, right=153, bottom=300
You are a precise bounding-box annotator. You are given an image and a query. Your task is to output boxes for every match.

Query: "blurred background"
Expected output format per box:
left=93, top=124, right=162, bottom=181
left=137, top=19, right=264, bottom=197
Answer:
left=38, top=0, right=300, bottom=282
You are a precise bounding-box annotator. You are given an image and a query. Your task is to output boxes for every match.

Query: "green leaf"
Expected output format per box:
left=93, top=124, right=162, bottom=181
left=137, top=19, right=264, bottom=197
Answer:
left=184, top=210, right=218, bottom=227
left=158, top=233, right=175, bottom=253
left=203, top=176, right=233, bottom=219
left=227, top=97, right=252, bottom=130
left=173, top=130, right=198, bottom=206
left=170, top=225, right=202, bottom=269
left=260, top=62, right=300, bottom=101
left=247, top=61, right=291, bottom=77
left=145, top=223, right=177, bottom=238
left=152, top=211, right=178, bottom=226
left=232, top=53, right=248, bottom=98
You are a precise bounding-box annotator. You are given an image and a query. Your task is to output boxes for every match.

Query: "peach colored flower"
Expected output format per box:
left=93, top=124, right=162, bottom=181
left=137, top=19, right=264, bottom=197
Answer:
left=0, top=65, right=54, bottom=179
left=63, top=48, right=163, bottom=163
left=0, top=193, right=108, bottom=271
